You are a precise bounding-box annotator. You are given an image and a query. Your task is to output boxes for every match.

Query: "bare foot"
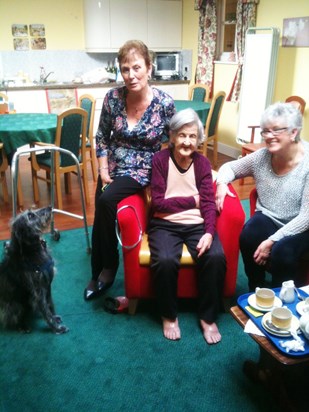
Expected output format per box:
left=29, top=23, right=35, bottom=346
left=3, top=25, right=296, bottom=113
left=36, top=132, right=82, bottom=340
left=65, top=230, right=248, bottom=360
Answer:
left=200, top=319, right=221, bottom=344
left=162, top=317, right=181, bottom=341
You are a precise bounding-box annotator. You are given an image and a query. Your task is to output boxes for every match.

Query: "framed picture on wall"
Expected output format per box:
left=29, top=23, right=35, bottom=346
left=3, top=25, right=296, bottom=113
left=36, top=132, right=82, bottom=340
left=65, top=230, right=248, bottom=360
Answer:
left=13, top=38, right=29, bottom=51
left=46, top=89, right=78, bottom=114
left=282, top=16, right=309, bottom=47
left=12, top=24, right=28, bottom=37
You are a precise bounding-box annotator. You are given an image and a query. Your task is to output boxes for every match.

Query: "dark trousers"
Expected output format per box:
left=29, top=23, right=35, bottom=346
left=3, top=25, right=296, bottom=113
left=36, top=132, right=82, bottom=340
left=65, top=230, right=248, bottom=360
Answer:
left=148, top=218, right=226, bottom=322
left=91, top=175, right=142, bottom=280
left=240, top=211, right=309, bottom=291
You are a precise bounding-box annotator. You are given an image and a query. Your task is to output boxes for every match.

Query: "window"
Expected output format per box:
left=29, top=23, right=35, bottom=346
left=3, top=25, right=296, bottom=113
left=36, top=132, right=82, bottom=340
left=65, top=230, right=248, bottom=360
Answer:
left=216, top=0, right=237, bottom=61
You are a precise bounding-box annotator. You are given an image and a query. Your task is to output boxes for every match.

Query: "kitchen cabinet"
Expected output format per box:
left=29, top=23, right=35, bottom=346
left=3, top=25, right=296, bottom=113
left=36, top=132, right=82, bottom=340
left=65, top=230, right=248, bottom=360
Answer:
left=83, top=0, right=182, bottom=51
left=83, top=0, right=111, bottom=52
left=110, top=0, right=148, bottom=49
left=147, top=0, right=182, bottom=50
left=154, top=83, right=188, bottom=100
left=7, top=90, right=48, bottom=113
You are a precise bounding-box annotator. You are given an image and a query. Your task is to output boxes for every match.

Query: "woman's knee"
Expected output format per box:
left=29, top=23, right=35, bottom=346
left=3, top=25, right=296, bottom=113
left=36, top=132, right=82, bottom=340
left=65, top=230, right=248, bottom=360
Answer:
left=271, top=242, right=297, bottom=268
left=151, top=252, right=180, bottom=277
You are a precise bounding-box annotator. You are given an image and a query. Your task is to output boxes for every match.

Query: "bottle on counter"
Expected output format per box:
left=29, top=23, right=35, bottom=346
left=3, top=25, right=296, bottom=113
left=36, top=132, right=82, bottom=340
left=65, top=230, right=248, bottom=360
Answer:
left=114, top=58, right=123, bottom=83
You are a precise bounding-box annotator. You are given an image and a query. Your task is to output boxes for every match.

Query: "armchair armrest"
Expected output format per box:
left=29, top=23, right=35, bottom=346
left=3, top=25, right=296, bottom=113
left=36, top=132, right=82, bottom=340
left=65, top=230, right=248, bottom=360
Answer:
left=214, top=182, right=246, bottom=296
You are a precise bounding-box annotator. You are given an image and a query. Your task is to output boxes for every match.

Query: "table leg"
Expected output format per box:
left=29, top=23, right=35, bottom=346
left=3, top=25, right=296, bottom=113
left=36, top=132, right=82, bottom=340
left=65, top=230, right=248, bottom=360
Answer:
left=242, top=347, right=299, bottom=412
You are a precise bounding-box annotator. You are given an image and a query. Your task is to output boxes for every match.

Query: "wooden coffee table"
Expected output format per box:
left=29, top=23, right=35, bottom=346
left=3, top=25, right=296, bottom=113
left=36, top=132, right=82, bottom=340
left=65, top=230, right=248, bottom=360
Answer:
left=230, top=306, right=309, bottom=411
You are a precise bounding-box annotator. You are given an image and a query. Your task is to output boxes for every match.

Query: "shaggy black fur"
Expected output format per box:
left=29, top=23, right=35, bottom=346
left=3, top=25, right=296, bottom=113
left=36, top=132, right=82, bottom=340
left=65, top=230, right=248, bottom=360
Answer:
left=0, top=207, right=68, bottom=334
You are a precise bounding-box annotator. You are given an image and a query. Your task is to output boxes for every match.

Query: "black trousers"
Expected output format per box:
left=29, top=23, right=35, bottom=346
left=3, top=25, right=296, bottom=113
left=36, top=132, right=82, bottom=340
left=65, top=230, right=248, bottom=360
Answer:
left=240, top=211, right=309, bottom=291
left=91, top=175, right=142, bottom=280
left=148, top=218, right=226, bottom=322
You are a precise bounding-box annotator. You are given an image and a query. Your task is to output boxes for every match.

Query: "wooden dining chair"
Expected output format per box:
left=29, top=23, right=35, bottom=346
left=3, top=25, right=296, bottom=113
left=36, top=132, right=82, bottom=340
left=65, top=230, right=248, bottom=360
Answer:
left=30, top=107, right=89, bottom=210
left=0, top=92, right=8, bottom=114
left=0, top=92, right=8, bottom=102
left=285, top=95, right=306, bottom=114
left=0, top=143, right=24, bottom=206
left=0, top=143, right=9, bottom=203
left=78, top=94, right=97, bottom=181
left=198, top=90, right=226, bottom=168
left=239, top=96, right=306, bottom=184
left=188, top=83, right=210, bottom=102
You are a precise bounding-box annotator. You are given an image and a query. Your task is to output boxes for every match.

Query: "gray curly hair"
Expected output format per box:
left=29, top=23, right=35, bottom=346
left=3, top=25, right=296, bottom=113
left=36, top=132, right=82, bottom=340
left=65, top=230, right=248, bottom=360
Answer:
left=260, top=102, right=303, bottom=142
left=168, top=108, right=205, bottom=146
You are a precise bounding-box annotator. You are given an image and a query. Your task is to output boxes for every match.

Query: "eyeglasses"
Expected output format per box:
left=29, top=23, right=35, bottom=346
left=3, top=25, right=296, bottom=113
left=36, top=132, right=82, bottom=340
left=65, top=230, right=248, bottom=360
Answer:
left=260, top=127, right=288, bottom=137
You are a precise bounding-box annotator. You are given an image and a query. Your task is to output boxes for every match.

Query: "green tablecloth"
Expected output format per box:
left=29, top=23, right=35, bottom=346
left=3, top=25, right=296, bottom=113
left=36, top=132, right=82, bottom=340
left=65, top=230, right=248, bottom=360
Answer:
left=0, top=113, right=57, bottom=155
left=174, top=100, right=211, bottom=125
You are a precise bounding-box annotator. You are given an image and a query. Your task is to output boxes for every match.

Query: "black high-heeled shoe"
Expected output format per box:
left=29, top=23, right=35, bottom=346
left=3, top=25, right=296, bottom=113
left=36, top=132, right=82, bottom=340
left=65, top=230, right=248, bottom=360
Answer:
left=84, top=280, right=114, bottom=301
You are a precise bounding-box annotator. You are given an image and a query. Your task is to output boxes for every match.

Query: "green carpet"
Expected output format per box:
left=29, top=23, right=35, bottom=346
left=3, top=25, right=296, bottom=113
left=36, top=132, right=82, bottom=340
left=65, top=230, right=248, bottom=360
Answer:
left=0, top=201, right=282, bottom=412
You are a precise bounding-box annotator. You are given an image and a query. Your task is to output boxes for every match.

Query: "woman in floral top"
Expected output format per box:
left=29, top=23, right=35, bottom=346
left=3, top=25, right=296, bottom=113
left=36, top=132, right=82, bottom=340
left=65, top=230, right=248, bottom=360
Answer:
left=84, top=40, right=175, bottom=301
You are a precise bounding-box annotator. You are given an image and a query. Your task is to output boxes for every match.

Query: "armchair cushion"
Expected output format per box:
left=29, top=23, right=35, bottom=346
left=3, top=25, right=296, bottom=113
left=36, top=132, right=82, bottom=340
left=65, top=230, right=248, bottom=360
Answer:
left=117, top=182, right=245, bottom=310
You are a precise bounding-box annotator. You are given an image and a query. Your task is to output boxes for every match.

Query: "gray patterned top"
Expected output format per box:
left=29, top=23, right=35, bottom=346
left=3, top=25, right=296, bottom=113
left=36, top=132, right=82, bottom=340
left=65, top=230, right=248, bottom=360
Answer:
left=216, top=141, right=309, bottom=241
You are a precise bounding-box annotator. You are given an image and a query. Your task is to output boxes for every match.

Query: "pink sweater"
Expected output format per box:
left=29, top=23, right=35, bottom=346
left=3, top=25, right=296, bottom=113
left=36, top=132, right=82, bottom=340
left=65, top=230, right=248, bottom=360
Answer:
left=151, top=149, right=216, bottom=236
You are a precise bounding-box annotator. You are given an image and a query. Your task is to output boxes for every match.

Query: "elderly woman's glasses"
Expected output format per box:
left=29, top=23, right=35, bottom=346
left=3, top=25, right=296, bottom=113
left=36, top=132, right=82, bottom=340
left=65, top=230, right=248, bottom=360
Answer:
left=260, top=127, right=288, bottom=137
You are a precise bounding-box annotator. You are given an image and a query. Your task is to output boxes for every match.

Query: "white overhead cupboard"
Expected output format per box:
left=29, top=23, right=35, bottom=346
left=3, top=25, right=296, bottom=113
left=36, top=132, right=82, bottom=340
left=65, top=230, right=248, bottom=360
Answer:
left=83, top=0, right=183, bottom=52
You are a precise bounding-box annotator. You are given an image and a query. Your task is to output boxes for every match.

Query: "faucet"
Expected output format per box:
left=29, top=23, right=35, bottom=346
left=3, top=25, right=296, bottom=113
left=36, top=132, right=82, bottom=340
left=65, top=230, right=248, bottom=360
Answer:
left=43, top=71, right=54, bottom=83
left=39, top=66, right=54, bottom=84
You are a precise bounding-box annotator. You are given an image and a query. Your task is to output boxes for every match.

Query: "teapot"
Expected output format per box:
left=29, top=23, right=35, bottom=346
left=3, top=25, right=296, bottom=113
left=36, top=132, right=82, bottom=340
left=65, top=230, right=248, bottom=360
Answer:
left=299, top=312, right=309, bottom=341
left=279, top=280, right=296, bottom=304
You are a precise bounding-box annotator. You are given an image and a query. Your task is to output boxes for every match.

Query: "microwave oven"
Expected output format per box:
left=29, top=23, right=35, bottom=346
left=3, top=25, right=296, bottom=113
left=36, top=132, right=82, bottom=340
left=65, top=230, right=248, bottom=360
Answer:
left=154, top=53, right=180, bottom=79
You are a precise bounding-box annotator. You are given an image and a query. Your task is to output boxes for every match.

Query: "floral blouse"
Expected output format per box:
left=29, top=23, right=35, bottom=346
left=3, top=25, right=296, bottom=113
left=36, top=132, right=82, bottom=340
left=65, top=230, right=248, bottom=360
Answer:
left=95, top=86, right=176, bottom=186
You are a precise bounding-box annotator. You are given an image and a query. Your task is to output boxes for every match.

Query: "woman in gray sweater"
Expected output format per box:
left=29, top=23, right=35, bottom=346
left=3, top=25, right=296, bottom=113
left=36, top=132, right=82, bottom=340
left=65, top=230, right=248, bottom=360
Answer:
left=216, top=102, right=309, bottom=291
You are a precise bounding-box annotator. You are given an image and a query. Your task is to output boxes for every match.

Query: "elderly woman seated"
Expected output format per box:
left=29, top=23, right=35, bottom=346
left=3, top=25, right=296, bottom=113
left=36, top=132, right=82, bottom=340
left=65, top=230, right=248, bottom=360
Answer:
left=148, top=108, right=226, bottom=344
left=216, top=102, right=309, bottom=291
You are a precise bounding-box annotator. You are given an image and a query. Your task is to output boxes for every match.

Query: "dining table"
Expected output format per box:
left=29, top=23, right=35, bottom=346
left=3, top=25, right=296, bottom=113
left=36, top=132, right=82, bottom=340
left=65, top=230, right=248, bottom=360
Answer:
left=0, top=113, right=57, bottom=157
left=174, top=100, right=211, bottom=126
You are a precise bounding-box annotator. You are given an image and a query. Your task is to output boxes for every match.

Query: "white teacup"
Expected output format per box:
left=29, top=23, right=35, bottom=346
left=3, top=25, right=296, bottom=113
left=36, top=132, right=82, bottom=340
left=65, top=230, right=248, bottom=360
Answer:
left=255, top=287, right=275, bottom=308
left=303, top=297, right=309, bottom=313
left=271, top=307, right=292, bottom=330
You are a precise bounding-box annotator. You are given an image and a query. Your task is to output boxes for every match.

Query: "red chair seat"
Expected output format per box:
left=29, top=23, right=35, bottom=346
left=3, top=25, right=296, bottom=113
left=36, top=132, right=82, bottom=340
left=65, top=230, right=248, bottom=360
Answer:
left=117, top=182, right=246, bottom=314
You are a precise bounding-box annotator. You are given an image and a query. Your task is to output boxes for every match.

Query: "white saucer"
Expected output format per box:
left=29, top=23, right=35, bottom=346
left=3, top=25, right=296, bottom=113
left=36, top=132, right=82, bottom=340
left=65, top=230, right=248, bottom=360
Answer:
left=296, top=301, right=309, bottom=316
left=261, top=312, right=300, bottom=337
left=248, top=294, right=282, bottom=312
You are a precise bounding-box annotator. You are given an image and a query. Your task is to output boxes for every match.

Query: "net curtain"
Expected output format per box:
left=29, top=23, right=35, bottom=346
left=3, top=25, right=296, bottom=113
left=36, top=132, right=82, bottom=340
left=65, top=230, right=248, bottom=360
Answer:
left=194, top=0, right=259, bottom=102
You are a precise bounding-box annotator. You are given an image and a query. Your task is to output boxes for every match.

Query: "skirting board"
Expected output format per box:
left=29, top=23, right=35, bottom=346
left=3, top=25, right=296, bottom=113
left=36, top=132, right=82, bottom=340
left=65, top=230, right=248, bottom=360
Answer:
left=218, top=142, right=241, bottom=159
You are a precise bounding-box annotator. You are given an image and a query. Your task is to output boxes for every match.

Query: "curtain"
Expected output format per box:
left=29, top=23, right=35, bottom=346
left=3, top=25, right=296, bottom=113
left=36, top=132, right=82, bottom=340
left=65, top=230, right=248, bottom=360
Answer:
left=194, top=0, right=217, bottom=97
left=226, top=0, right=259, bottom=102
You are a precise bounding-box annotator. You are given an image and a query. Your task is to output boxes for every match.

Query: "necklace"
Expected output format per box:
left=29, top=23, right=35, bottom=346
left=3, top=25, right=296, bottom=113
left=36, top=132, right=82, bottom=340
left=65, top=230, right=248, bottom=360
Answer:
left=127, top=87, right=153, bottom=121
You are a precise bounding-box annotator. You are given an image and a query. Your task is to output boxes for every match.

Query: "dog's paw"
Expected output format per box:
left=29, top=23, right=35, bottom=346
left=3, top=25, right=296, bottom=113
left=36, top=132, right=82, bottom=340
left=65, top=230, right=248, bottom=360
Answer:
left=19, top=327, right=31, bottom=334
left=54, top=324, right=69, bottom=334
left=53, top=315, right=63, bottom=324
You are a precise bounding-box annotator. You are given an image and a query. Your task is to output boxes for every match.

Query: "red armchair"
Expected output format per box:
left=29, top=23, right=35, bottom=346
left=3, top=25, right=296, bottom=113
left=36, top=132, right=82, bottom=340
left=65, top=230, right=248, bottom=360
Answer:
left=117, top=182, right=245, bottom=314
left=250, top=188, right=309, bottom=286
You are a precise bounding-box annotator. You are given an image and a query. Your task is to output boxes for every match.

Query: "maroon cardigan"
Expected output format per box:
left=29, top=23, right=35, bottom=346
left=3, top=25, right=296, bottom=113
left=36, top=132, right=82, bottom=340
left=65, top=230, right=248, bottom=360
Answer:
left=150, top=149, right=217, bottom=236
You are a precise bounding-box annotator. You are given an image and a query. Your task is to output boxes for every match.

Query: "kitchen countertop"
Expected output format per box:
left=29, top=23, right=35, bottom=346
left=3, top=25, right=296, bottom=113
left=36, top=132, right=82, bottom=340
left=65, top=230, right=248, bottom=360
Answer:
left=0, top=80, right=189, bottom=92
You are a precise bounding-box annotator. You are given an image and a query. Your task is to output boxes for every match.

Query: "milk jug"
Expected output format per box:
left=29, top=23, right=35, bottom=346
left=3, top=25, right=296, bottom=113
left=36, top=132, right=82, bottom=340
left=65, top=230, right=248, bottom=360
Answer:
left=279, top=280, right=296, bottom=303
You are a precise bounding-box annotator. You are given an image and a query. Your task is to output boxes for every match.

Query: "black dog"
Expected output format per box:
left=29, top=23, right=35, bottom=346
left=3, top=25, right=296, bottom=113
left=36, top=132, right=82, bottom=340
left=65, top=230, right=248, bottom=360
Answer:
left=0, top=207, right=68, bottom=334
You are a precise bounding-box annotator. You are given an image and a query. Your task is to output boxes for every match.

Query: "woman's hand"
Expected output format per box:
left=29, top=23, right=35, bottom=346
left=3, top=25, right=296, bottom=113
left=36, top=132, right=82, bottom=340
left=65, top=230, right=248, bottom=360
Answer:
left=196, top=233, right=213, bottom=258
left=215, top=183, right=235, bottom=213
left=253, top=239, right=274, bottom=265
left=99, top=170, right=113, bottom=187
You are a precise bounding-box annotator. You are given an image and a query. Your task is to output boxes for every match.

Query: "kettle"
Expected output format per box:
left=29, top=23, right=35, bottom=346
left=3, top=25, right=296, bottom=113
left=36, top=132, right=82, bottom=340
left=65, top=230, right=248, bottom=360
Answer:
left=279, top=280, right=296, bottom=303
